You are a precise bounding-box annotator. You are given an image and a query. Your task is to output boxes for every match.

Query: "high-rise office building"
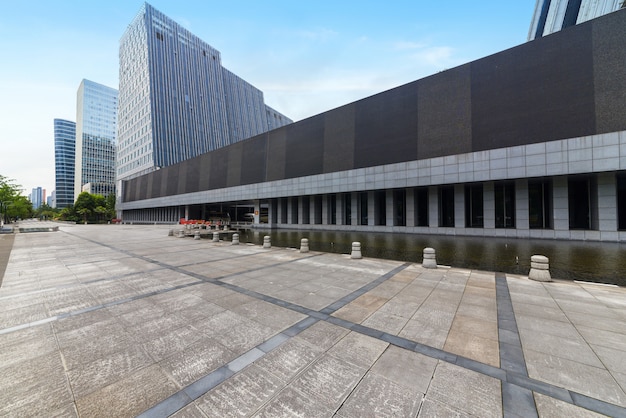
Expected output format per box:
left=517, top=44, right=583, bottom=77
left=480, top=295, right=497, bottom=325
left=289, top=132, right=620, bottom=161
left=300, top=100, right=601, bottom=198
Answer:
left=30, top=187, right=44, bottom=210
left=53, top=118, right=76, bottom=208
left=75, top=79, right=118, bottom=199
left=528, top=0, right=623, bottom=40
left=117, top=3, right=292, bottom=181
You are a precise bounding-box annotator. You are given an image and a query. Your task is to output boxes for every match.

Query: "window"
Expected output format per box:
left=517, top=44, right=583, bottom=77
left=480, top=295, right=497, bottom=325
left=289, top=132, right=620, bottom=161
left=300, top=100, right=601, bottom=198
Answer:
left=495, top=182, right=515, bottom=228
left=439, top=186, right=455, bottom=227
left=375, top=191, right=386, bottom=226
left=568, top=175, right=597, bottom=230
left=415, top=187, right=429, bottom=227
left=394, top=189, right=406, bottom=226
left=359, top=192, right=368, bottom=225
left=343, top=193, right=351, bottom=225
left=327, top=195, right=336, bottom=225
left=465, top=184, right=484, bottom=228
left=529, top=179, right=552, bottom=229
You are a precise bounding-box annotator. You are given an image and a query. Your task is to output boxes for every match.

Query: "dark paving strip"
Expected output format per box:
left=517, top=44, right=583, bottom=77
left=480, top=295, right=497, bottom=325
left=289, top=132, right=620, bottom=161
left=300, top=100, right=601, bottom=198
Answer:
left=495, top=272, right=538, bottom=417
left=0, top=234, right=15, bottom=288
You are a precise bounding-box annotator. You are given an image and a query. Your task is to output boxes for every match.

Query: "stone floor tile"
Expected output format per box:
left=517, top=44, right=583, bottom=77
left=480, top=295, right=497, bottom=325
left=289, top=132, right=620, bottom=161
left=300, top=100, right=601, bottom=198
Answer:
left=295, top=320, right=349, bottom=350
left=370, top=345, right=438, bottom=393
left=326, top=332, right=389, bottom=368
left=255, top=337, right=324, bottom=382
left=169, top=402, right=208, bottom=418
left=425, top=361, right=502, bottom=418
left=256, top=386, right=335, bottom=417
left=138, top=324, right=205, bottom=363
left=534, top=392, right=607, bottom=417
left=519, top=328, right=604, bottom=368
left=577, top=326, right=626, bottom=352
left=75, top=364, right=179, bottom=418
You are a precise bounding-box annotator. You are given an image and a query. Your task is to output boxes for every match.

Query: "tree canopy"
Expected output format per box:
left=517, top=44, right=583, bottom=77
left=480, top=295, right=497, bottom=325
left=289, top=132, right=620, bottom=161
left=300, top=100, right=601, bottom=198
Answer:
left=0, top=175, right=33, bottom=223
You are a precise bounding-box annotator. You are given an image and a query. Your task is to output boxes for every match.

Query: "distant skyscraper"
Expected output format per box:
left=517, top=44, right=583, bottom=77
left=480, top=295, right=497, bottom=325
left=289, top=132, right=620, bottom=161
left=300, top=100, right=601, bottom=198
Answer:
left=528, top=0, right=623, bottom=40
left=75, top=79, right=118, bottom=199
left=31, top=187, right=44, bottom=209
left=54, top=118, right=76, bottom=208
left=117, top=3, right=292, bottom=181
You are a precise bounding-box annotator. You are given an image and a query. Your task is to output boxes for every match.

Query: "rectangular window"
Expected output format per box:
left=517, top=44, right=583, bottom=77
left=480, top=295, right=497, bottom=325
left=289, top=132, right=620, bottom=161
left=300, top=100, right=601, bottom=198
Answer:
left=314, top=195, right=323, bottom=224
left=302, top=196, right=310, bottom=224
left=465, top=184, right=484, bottom=228
left=495, top=182, right=515, bottom=228
left=568, top=175, right=598, bottom=230
left=291, top=197, right=299, bottom=224
left=529, top=179, right=552, bottom=229
left=439, top=186, right=455, bottom=227
left=343, top=193, right=352, bottom=225
left=394, top=189, right=406, bottom=226
left=415, top=187, right=429, bottom=227
left=375, top=190, right=387, bottom=226
left=328, top=195, right=336, bottom=225
left=359, top=192, right=368, bottom=225
left=618, top=174, right=626, bottom=230
left=280, top=198, right=288, bottom=224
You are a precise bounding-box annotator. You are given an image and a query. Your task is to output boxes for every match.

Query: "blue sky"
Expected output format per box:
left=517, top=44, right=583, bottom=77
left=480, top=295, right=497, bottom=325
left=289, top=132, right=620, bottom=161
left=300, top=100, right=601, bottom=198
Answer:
left=0, top=0, right=536, bottom=197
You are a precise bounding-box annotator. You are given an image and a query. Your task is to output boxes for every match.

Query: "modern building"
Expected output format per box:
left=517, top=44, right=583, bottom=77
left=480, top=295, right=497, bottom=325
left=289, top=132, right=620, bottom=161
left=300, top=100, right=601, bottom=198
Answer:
left=118, top=8, right=626, bottom=242
left=117, top=3, right=292, bottom=182
left=53, top=118, right=76, bottom=208
left=30, top=187, right=45, bottom=210
left=75, top=79, right=118, bottom=199
left=528, top=0, right=623, bottom=40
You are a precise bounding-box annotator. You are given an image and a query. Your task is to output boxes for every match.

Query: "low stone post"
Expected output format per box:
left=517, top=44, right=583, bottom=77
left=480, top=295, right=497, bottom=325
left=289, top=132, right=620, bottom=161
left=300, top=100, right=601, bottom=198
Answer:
left=212, top=232, right=220, bottom=242
left=168, top=229, right=174, bottom=237
left=194, top=230, right=201, bottom=240
left=529, top=255, right=551, bottom=282
left=177, top=229, right=185, bottom=238
left=232, top=233, right=240, bottom=245
left=223, top=225, right=228, bottom=231
left=351, top=242, right=362, bottom=259
left=300, top=238, right=309, bottom=253
left=422, top=247, right=437, bottom=269
left=263, top=236, right=271, bottom=248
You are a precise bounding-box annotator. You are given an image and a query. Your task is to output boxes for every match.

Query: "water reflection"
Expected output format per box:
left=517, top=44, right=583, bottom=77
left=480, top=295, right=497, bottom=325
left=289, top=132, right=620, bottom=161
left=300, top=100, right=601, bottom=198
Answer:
left=234, top=229, right=626, bottom=286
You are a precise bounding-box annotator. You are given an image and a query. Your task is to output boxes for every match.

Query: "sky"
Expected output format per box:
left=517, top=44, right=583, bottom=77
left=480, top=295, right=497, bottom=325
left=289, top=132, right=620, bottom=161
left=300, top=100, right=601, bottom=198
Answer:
left=0, top=0, right=536, bottom=198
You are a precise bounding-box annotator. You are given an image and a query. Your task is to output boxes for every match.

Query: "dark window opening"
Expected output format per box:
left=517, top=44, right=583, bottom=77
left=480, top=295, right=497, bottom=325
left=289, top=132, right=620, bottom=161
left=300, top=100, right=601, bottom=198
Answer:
left=328, top=195, right=336, bottom=225
left=495, top=182, right=515, bottom=228
left=359, top=192, right=368, bottom=225
left=439, top=186, right=455, bottom=227
left=394, top=189, right=406, bottom=226
left=618, top=174, right=626, bottom=230
left=529, top=179, right=552, bottom=229
left=343, top=193, right=352, bottom=225
left=302, top=196, right=310, bottom=224
left=375, top=191, right=386, bottom=226
left=291, top=197, right=299, bottom=224
left=415, top=187, right=428, bottom=227
left=280, top=198, right=288, bottom=224
left=314, top=196, right=323, bottom=224
left=155, top=31, right=163, bottom=41
left=465, top=184, right=484, bottom=228
left=569, top=175, right=597, bottom=230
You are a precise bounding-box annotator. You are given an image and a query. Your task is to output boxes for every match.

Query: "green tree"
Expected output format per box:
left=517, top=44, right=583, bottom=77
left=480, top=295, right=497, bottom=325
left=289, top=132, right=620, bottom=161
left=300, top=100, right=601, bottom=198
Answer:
left=74, top=192, right=95, bottom=223
left=35, top=203, right=59, bottom=220
left=0, top=175, right=32, bottom=223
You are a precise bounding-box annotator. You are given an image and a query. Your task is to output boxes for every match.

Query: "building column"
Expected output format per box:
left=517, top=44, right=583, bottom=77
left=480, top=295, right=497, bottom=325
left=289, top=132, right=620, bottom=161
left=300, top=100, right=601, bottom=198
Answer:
left=268, top=199, right=276, bottom=225
left=253, top=200, right=261, bottom=224
left=515, top=179, right=529, bottom=233
left=406, top=188, right=415, bottom=227
left=336, top=193, right=344, bottom=225
left=454, top=184, right=465, bottom=229
left=309, top=197, right=316, bottom=225
left=298, top=196, right=305, bottom=225
left=598, top=172, right=618, bottom=240
left=322, top=195, right=329, bottom=225
left=368, top=191, right=376, bottom=226
left=351, top=193, right=358, bottom=226
left=184, top=205, right=189, bottom=221
left=428, top=186, right=438, bottom=228
left=483, top=182, right=495, bottom=230
left=553, top=176, right=569, bottom=238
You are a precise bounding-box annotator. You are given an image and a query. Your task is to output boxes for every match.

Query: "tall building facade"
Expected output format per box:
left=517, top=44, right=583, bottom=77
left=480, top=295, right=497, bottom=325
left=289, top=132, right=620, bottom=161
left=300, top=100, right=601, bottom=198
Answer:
left=528, top=0, right=623, bottom=40
left=75, top=79, right=118, bottom=199
left=117, top=3, right=292, bottom=181
left=53, top=118, right=76, bottom=208
left=30, top=187, right=44, bottom=210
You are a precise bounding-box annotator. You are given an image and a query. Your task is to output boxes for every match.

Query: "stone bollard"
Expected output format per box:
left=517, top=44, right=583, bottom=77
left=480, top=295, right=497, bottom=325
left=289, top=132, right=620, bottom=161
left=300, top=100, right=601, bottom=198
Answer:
left=223, top=225, right=228, bottom=231
left=194, top=230, right=201, bottom=240
left=300, top=238, right=309, bottom=253
left=232, top=233, right=240, bottom=245
left=168, top=229, right=174, bottom=237
left=422, top=247, right=437, bottom=269
left=177, top=229, right=185, bottom=238
left=528, top=255, right=551, bottom=282
left=212, top=232, right=220, bottom=242
left=263, top=236, right=271, bottom=249
left=350, top=242, right=362, bottom=259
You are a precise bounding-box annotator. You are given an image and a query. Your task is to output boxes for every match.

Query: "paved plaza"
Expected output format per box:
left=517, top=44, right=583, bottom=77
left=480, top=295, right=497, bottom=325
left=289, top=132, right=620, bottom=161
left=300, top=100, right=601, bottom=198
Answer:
left=1, top=221, right=625, bottom=417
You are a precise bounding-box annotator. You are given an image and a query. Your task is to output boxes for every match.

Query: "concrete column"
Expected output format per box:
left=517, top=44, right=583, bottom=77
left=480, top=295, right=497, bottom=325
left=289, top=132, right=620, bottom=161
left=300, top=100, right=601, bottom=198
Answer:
left=598, top=172, right=617, bottom=239
left=516, top=179, right=529, bottom=232
left=386, top=190, right=394, bottom=226
left=184, top=205, right=189, bottom=222
left=287, top=197, right=293, bottom=225
left=322, top=195, right=329, bottom=225
left=310, top=197, right=316, bottom=225
left=336, top=193, right=343, bottom=226
left=483, top=182, right=495, bottom=229
left=553, top=176, right=569, bottom=238
left=368, top=191, right=376, bottom=226
left=406, top=188, right=416, bottom=227
left=454, top=184, right=465, bottom=229
left=253, top=200, right=261, bottom=224
left=268, top=199, right=276, bottom=225
left=351, top=192, right=358, bottom=226
left=428, top=186, right=438, bottom=228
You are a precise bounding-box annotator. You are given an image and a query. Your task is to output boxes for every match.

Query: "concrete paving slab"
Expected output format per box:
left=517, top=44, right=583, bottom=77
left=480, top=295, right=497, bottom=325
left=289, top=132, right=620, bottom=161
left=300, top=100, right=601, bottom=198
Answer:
left=2, top=222, right=626, bottom=417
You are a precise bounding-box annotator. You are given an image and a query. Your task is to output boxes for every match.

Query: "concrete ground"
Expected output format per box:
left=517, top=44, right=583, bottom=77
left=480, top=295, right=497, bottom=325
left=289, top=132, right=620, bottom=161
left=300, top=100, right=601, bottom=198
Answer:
left=1, top=221, right=625, bottom=417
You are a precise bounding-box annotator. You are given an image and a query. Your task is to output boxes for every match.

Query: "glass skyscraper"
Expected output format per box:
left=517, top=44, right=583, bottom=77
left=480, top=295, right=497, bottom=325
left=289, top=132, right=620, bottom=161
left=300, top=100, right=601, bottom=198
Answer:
left=75, top=79, right=118, bottom=199
left=53, top=119, right=76, bottom=208
left=528, top=0, right=623, bottom=40
left=117, top=3, right=292, bottom=181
